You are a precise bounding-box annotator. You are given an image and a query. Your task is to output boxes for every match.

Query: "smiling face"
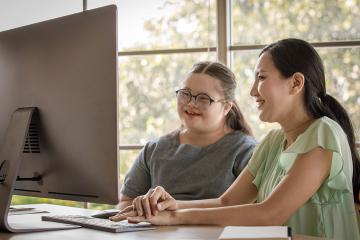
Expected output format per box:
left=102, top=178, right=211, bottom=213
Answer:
left=250, top=52, right=296, bottom=123
left=177, top=73, right=230, bottom=133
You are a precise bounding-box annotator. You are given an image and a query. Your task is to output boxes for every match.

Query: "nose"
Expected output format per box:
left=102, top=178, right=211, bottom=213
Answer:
left=187, top=95, right=197, bottom=106
left=250, top=80, right=259, bottom=97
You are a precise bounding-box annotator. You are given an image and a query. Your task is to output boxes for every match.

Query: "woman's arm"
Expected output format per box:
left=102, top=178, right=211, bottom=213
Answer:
left=176, top=167, right=258, bottom=209
left=129, top=147, right=332, bottom=226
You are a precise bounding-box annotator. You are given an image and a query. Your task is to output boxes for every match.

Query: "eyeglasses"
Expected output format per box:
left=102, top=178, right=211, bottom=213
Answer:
left=175, top=89, right=226, bottom=109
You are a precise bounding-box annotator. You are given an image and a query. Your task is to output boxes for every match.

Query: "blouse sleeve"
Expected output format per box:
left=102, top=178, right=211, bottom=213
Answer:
left=279, top=118, right=352, bottom=196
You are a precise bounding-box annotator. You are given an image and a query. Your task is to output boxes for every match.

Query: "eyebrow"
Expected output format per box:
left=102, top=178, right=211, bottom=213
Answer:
left=255, top=70, right=267, bottom=76
left=181, top=87, right=213, bottom=97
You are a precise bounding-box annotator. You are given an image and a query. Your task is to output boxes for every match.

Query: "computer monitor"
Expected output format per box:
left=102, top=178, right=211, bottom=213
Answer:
left=0, top=5, right=119, bottom=232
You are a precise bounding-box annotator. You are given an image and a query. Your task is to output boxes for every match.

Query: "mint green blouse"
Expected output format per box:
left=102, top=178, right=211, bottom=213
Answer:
left=248, top=117, right=360, bottom=239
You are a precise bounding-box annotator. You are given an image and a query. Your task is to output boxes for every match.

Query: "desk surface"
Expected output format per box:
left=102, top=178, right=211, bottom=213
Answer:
left=0, top=204, right=325, bottom=240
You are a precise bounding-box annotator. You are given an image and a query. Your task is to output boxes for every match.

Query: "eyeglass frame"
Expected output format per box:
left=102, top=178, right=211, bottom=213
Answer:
left=175, top=88, right=227, bottom=107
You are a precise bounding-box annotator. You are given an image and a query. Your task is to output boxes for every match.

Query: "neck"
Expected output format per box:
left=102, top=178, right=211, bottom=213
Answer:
left=281, top=116, right=314, bottom=150
left=180, top=125, right=233, bottom=147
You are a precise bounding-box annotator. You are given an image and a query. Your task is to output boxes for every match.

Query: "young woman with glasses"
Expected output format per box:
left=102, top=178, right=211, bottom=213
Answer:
left=111, top=39, right=360, bottom=240
left=117, top=61, right=257, bottom=214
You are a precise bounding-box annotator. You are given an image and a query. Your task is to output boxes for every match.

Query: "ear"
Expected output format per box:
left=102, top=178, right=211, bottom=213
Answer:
left=223, top=101, right=233, bottom=116
left=289, top=72, right=305, bottom=95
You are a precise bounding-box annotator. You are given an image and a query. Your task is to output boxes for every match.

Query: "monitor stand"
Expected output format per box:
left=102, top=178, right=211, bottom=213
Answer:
left=0, top=108, right=79, bottom=232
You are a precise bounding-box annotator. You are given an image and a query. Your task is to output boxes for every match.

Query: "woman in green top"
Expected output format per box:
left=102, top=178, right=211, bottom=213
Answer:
left=110, top=39, right=360, bottom=239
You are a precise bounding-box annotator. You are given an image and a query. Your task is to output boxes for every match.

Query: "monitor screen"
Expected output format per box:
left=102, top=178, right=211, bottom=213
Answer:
left=0, top=5, right=119, bottom=205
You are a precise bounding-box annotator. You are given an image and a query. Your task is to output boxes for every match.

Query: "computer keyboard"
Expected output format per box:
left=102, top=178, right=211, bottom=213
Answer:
left=41, top=215, right=156, bottom=233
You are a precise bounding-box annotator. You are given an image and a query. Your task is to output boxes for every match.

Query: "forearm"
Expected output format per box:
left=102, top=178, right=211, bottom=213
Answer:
left=174, top=203, right=276, bottom=226
left=175, top=191, right=252, bottom=210
left=176, top=198, right=224, bottom=210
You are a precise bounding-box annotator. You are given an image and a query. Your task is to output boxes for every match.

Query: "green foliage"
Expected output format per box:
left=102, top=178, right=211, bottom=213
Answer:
left=11, top=196, right=84, bottom=208
left=231, top=0, right=360, bottom=44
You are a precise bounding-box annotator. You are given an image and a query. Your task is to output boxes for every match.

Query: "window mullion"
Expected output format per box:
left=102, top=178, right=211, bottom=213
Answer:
left=216, top=0, right=230, bottom=66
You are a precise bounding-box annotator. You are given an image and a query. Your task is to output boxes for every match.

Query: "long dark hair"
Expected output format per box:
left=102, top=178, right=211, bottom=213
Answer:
left=261, top=38, right=360, bottom=203
left=189, top=61, right=253, bottom=136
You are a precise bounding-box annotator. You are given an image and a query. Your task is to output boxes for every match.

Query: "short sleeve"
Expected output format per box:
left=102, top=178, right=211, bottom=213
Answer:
left=279, top=118, right=352, bottom=194
left=120, top=142, right=154, bottom=198
left=233, top=137, right=257, bottom=176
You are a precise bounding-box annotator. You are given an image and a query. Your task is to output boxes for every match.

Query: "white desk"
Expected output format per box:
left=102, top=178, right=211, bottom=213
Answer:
left=0, top=204, right=325, bottom=240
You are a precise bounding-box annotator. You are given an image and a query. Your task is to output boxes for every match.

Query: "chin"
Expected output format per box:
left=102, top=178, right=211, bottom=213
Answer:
left=259, top=113, right=273, bottom=123
left=183, top=121, right=198, bottom=129
left=259, top=112, right=266, bottom=121
left=187, top=124, right=203, bottom=131
left=185, top=122, right=206, bottom=132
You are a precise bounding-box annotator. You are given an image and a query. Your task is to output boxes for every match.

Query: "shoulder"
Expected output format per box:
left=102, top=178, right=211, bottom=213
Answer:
left=286, top=116, right=347, bottom=154
left=230, top=130, right=258, bottom=148
left=247, top=129, right=283, bottom=170
left=157, top=129, right=179, bottom=145
left=247, top=129, right=283, bottom=182
left=248, top=129, right=283, bottom=161
left=307, top=116, right=341, bottom=134
left=256, top=128, right=284, bottom=150
left=306, top=116, right=343, bottom=137
left=143, top=129, right=179, bottom=152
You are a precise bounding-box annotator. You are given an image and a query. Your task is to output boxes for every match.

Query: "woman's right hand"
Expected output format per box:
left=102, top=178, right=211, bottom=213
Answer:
left=133, top=186, right=178, bottom=218
left=109, top=186, right=177, bottom=222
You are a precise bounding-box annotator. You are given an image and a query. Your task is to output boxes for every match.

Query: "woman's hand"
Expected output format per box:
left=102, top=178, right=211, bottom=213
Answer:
left=133, top=186, right=178, bottom=218
left=109, top=186, right=177, bottom=221
left=127, top=210, right=180, bottom=226
left=109, top=204, right=137, bottom=222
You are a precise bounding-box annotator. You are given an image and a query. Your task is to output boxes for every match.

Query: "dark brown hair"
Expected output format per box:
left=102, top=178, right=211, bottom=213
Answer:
left=189, top=61, right=253, bottom=136
left=261, top=38, right=360, bottom=203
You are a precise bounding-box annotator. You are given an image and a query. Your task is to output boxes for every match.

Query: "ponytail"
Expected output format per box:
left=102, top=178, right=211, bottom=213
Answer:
left=226, top=102, right=253, bottom=136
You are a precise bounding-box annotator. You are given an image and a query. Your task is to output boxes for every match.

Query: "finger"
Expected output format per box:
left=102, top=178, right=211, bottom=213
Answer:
left=127, top=215, right=147, bottom=223
left=150, top=187, right=164, bottom=202
left=149, top=187, right=166, bottom=214
left=149, top=192, right=159, bottom=215
left=141, top=195, right=152, bottom=218
left=109, top=209, right=137, bottom=222
left=157, top=198, right=175, bottom=211
left=117, top=205, right=133, bottom=215
left=133, top=197, right=144, bottom=216
left=147, top=188, right=154, bottom=194
left=109, top=212, right=132, bottom=222
left=160, top=190, right=168, bottom=201
left=143, top=188, right=155, bottom=216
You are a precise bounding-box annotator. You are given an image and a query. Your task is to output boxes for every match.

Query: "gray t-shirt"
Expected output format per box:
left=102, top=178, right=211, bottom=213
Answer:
left=121, top=130, right=257, bottom=200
